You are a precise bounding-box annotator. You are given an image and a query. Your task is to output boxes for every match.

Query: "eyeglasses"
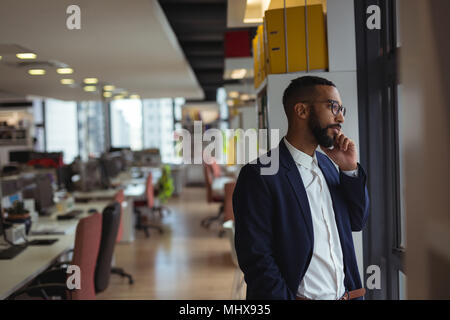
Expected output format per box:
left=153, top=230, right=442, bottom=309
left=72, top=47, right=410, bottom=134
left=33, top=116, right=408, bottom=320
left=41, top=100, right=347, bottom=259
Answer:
left=301, top=99, right=346, bottom=117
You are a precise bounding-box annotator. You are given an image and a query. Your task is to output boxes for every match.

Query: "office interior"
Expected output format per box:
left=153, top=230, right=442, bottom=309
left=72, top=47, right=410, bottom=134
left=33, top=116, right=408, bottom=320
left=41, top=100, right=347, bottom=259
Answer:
left=0, top=0, right=448, bottom=300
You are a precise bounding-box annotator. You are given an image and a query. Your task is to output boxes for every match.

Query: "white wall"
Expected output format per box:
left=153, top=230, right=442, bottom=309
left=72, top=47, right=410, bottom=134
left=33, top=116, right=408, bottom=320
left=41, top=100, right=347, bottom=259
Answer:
left=240, top=106, right=258, bottom=130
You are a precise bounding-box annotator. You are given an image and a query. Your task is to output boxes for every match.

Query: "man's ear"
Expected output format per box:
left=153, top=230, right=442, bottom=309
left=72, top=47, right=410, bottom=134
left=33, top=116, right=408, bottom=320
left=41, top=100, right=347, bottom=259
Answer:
left=294, top=102, right=308, bottom=120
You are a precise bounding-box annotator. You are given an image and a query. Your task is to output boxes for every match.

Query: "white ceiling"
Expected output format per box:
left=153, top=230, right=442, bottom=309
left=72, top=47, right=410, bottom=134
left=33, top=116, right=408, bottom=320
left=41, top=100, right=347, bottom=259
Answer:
left=0, top=0, right=204, bottom=101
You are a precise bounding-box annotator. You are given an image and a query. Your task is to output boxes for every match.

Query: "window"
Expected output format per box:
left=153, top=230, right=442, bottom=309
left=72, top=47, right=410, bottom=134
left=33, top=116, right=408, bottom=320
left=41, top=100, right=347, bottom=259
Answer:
left=110, top=99, right=143, bottom=150
left=142, top=98, right=183, bottom=163
left=355, top=0, right=404, bottom=299
left=78, top=101, right=105, bottom=159
left=45, top=98, right=78, bottom=164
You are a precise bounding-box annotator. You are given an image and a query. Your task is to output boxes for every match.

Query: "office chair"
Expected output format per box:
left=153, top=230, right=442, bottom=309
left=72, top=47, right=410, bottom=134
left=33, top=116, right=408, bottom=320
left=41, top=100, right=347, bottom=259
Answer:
left=9, top=213, right=103, bottom=300
left=110, top=190, right=134, bottom=284
left=134, top=172, right=164, bottom=238
left=201, top=160, right=234, bottom=232
left=95, top=202, right=130, bottom=292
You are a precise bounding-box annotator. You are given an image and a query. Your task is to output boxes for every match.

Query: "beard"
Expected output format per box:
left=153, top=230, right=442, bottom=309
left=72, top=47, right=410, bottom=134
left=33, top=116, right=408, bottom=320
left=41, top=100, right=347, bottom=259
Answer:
left=308, top=107, right=339, bottom=148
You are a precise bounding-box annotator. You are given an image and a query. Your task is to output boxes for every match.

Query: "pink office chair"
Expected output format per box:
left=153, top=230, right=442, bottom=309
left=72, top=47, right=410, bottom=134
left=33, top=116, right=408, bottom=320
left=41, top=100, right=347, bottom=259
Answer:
left=10, top=213, right=103, bottom=300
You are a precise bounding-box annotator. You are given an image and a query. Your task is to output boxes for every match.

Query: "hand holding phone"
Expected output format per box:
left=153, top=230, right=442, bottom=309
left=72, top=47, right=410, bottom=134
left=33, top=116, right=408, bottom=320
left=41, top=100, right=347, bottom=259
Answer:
left=320, top=132, right=358, bottom=171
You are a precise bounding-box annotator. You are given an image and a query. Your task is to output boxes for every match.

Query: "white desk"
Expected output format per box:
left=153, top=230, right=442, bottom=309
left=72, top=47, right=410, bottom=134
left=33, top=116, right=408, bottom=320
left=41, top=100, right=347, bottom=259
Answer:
left=0, top=200, right=109, bottom=300
left=73, top=184, right=146, bottom=244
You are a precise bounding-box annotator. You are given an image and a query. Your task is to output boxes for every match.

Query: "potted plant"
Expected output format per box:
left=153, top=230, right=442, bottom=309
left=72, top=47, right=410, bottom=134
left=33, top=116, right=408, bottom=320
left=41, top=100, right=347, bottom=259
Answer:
left=157, top=165, right=174, bottom=205
left=5, top=200, right=32, bottom=235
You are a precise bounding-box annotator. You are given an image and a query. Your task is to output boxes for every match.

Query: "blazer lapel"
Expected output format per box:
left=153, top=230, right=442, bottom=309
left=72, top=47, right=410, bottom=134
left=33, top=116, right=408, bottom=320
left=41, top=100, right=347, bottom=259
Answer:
left=280, top=141, right=314, bottom=242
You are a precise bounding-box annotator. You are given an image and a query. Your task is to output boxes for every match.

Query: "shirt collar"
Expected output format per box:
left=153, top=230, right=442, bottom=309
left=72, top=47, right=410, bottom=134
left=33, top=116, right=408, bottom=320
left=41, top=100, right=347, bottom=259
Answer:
left=283, top=138, right=318, bottom=170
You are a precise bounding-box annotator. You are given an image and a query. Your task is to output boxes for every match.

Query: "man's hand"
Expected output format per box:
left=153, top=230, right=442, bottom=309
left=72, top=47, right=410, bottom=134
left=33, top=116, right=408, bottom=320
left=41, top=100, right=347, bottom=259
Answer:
left=320, top=133, right=358, bottom=171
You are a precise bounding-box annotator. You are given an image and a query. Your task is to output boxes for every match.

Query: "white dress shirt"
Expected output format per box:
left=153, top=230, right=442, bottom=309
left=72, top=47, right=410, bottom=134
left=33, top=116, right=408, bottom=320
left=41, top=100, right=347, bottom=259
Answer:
left=283, top=138, right=357, bottom=300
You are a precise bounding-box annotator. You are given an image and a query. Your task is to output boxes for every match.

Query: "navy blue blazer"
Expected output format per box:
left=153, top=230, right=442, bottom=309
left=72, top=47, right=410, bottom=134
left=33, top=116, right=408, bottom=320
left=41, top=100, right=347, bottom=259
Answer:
left=232, top=140, right=369, bottom=300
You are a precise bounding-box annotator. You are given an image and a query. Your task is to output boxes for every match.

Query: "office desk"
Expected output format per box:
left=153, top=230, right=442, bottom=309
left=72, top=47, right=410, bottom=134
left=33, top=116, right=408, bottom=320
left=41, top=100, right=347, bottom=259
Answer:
left=0, top=201, right=109, bottom=300
left=73, top=184, right=146, bottom=244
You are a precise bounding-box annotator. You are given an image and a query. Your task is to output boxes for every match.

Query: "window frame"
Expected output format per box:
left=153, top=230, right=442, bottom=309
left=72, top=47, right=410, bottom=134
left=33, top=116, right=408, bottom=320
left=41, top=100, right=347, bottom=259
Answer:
left=354, top=0, right=404, bottom=300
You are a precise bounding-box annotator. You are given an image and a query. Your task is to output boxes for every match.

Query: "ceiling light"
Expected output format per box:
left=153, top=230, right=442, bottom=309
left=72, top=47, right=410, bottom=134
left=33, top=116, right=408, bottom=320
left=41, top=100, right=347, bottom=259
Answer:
left=28, top=69, right=45, bottom=75
left=244, top=0, right=271, bottom=24
left=129, top=94, right=140, bottom=99
left=103, top=92, right=112, bottom=98
left=227, top=100, right=235, bottom=107
left=103, top=85, right=115, bottom=91
left=57, top=67, right=73, bottom=74
left=230, top=69, right=247, bottom=79
left=84, top=86, right=97, bottom=92
left=229, top=91, right=240, bottom=99
left=0, top=56, right=2, bottom=60
left=83, top=78, right=98, bottom=84
left=17, top=53, right=37, bottom=59
left=241, top=94, right=250, bottom=101
left=114, top=95, right=124, bottom=100
left=60, top=78, right=75, bottom=85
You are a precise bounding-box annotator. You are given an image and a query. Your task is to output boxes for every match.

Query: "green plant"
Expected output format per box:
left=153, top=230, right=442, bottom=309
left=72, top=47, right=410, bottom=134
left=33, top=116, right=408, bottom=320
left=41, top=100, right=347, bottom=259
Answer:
left=5, top=200, right=29, bottom=215
left=157, top=165, right=174, bottom=204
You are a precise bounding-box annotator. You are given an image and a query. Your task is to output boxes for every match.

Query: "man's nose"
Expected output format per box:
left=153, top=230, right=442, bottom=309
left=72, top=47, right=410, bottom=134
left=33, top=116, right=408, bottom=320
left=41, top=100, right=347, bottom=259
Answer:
left=335, top=111, right=345, bottom=123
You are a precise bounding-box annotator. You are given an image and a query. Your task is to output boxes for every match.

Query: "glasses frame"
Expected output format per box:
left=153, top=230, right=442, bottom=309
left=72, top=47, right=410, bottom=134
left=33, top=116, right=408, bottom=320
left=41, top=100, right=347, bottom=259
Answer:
left=300, top=99, right=347, bottom=117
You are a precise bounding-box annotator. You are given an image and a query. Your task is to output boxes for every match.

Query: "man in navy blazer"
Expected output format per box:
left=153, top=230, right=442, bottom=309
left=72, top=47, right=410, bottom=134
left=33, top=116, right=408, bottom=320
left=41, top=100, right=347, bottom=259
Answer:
left=233, top=76, right=369, bottom=300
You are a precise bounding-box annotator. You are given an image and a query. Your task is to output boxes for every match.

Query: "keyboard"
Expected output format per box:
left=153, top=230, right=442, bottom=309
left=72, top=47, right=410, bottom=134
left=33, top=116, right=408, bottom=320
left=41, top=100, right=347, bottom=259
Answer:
left=0, top=244, right=27, bottom=260
left=56, top=209, right=84, bottom=220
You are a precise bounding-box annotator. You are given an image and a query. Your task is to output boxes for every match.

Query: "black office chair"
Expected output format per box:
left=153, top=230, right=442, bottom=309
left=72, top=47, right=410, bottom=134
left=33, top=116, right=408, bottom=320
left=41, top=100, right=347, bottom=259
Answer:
left=95, top=202, right=132, bottom=292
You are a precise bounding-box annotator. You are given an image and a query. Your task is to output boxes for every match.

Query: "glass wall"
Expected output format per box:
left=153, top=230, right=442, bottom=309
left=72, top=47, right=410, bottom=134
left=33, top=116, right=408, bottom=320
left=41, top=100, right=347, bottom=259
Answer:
left=45, top=98, right=78, bottom=164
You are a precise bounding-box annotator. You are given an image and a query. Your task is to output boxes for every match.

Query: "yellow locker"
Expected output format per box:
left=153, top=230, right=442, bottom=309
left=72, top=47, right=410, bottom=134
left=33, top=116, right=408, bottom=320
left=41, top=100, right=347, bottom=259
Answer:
left=265, top=8, right=287, bottom=74
left=257, top=25, right=266, bottom=82
left=263, top=17, right=270, bottom=78
left=285, top=6, right=307, bottom=72
left=264, top=3, right=328, bottom=74
left=306, top=4, right=328, bottom=70
left=253, top=34, right=260, bottom=89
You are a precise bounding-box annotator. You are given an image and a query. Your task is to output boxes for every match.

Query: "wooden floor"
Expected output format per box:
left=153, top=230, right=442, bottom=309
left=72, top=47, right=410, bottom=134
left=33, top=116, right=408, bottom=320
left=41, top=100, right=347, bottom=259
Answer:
left=96, top=187, right=238, bottom=300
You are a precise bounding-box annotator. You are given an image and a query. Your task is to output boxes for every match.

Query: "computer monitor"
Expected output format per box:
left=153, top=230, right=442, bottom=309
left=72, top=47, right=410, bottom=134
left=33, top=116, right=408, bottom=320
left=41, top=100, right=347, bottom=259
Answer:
left=9, top=150, right=32, bottom=163
left=1, top=177, right=21, bottom=197
left=34, top=174, right=54, bottom=216
left=56, top=165, right=74, bottom=191
left=78, top=159, right=103, bottom=191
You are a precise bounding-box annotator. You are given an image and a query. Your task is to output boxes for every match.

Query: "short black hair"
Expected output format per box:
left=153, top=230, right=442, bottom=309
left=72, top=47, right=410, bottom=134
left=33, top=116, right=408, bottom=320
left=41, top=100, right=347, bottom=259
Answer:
left=282, top=76, right=336, bottom=118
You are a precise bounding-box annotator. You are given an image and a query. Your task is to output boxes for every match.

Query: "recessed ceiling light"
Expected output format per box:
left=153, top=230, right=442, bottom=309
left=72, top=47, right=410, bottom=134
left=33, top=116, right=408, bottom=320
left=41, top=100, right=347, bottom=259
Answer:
left=228, top=91, right=240, bottom=99
left=230, top=69, right=247, bottom=79
left=129, top=94, right=140, bottom=99
left=241, top=94, right=250, bottom=101
left=103, top=92, right=113, bottom=98
left=84, top=85, right=97, bottom=92
left=103, top=85, right=115, bottom=91
left=0, top=56, right=2, bottom=60
left=28, top=69, right=45, bottom=75
left=17, top=53, right=37, bottom=59
left=60, top=78, right=75, bottom=85
left=84, top=78, right=98, bottom=84
left=227, top=100, right=234, bottom=107
left=57, top=68, right=74, bottom=74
